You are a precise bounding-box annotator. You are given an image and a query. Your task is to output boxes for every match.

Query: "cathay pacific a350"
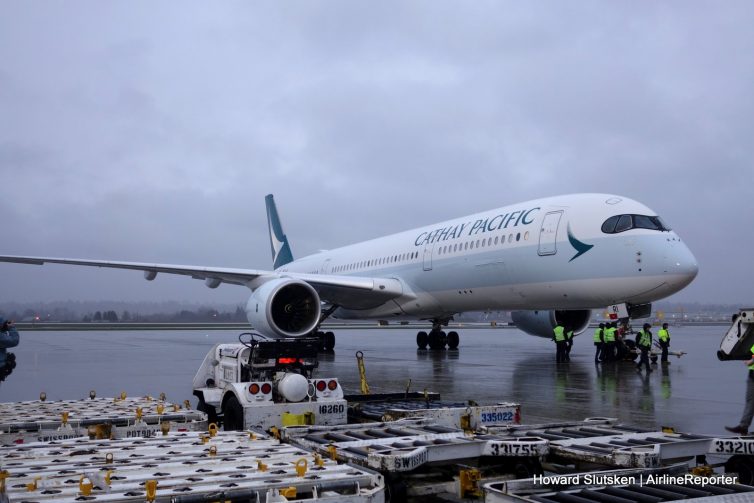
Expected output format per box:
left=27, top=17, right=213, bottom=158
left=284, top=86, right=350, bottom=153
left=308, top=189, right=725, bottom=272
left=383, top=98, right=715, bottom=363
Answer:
left=0, top=193, right=698, bottom=350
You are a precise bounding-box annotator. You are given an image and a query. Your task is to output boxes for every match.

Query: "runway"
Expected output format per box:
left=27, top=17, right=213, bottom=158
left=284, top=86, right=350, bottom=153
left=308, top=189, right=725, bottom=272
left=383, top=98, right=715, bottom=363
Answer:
left=0, top=325, right=742, bottom=436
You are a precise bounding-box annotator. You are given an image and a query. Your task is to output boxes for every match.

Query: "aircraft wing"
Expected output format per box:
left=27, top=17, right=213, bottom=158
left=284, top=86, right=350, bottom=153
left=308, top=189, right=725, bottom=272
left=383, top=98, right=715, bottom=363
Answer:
left=0, top=255, right=405, bottom=309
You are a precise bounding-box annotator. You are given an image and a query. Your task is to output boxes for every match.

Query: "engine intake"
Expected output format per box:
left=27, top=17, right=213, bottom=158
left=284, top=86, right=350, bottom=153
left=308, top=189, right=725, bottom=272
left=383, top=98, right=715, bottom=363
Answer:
left=511, top=309, right=591, bottom=338
left=246, top=278, right=321, bottom=338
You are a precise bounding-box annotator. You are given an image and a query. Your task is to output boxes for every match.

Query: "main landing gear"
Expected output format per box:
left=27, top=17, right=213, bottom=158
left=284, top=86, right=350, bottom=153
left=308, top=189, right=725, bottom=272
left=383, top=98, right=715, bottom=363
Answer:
left=315, top=330, right=336, bottom=351
left=416, top=319, right=459, bottom=350
left=313, top=305, right=339, bottom=352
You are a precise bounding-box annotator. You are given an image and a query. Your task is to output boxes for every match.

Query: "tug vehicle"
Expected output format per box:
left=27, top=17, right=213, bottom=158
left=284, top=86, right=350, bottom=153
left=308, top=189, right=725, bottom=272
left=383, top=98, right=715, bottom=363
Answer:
left=192, top=333, right=347, bottom=431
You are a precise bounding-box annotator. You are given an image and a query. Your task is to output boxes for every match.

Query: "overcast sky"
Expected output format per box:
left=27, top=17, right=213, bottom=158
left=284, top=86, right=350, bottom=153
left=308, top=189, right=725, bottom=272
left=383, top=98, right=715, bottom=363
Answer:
left=0, top=1, right=751, bottom=308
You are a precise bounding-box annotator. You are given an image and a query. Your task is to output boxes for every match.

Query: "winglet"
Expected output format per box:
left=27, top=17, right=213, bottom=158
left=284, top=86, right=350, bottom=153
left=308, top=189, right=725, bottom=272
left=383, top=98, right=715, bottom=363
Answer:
left=265, top=194, right=294, bottom=269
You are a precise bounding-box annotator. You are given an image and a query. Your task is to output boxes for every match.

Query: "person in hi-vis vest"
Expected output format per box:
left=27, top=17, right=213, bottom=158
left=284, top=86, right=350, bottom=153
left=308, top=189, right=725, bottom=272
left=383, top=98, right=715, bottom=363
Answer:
left=726, top=343, right=754, bottom=435
left=657, top=323, right=671, bottom=364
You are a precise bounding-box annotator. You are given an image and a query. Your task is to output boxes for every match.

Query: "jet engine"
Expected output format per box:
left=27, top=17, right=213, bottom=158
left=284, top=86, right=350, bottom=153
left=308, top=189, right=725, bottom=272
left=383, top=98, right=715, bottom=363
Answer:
left=511, top=310, right=591, bottom=338
left=245, top=278, right=321, bottom=338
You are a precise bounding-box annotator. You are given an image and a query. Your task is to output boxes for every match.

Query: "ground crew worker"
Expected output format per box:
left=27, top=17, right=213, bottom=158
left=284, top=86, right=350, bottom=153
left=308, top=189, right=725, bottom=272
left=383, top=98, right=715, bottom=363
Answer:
left=565, top=326, right=574, bottom=361
left=658, top=323, right=671, bottom=364
left=636, top=323, right=653, bottom=372
left=726, top=342, right=754, bottom=435
left=553, top=323, right=567, bottom=363
left=603, top=322, right=616, bottom=362
left=0, top=317, right=20, bottom=382
left=594, top=323, right=605, bottom=363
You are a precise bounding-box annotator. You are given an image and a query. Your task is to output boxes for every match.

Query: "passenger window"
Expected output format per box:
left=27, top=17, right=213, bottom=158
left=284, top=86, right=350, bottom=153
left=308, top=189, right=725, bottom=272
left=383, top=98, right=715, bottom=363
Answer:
left=615, top=215, right=632, bottom=233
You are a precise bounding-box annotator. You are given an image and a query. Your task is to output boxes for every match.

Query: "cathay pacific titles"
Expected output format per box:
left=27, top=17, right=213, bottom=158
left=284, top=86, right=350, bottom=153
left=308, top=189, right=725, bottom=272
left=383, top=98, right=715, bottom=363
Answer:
left=413, top=207, right=540, bottom=246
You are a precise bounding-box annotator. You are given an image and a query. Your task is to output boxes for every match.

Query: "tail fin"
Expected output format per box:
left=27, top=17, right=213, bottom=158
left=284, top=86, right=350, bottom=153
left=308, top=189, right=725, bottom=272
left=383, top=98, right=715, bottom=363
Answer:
left=265, top=194, right=294, bottom=269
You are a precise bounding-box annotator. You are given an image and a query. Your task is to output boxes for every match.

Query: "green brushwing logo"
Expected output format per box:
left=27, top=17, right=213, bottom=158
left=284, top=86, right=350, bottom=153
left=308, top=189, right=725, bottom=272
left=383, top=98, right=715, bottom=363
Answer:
left=567, top=224, right=593, bottom=262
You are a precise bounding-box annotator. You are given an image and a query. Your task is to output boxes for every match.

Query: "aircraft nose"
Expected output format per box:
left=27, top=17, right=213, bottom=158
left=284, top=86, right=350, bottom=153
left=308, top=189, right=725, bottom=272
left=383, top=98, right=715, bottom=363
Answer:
left=666, top=238, right=698, bottom=286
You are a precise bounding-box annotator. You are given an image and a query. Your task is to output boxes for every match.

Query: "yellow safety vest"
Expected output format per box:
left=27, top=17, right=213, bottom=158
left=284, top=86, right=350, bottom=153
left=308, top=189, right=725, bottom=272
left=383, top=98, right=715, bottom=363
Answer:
left=658, top=329, right=670, bottom=342
left=593, top=328, right=603, bottom=343
left=638, top=330, right=652, bottom=348
left=749, top=343, right=754, bottom=371
left=604, top=327, right=615, bottom=342
left=553, top=326, right=565, bottom=342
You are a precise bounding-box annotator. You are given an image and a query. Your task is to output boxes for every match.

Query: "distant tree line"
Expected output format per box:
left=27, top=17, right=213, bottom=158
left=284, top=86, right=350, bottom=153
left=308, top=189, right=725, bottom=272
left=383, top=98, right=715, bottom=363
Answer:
left=0, top=305, right=247, bottom=323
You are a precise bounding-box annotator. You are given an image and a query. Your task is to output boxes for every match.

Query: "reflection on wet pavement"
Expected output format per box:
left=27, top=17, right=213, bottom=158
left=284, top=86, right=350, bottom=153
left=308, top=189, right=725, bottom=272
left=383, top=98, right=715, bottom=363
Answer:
left=0, top=325, right=742, bottom=436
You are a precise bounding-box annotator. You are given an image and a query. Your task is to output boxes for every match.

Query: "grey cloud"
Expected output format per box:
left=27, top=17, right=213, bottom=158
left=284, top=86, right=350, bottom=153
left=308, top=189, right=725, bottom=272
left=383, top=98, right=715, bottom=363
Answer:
left=0, top=1, right=752, bottom=305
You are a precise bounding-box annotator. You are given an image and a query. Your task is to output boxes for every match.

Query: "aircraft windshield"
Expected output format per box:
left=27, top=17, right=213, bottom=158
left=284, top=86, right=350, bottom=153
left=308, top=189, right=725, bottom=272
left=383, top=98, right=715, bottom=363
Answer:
left=601, top=214, right=671, bottom=234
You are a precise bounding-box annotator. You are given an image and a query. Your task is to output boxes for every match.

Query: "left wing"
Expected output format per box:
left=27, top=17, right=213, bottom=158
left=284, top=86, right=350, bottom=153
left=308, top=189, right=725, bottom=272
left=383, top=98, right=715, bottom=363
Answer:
left=0, top=255, right=406, bottom=309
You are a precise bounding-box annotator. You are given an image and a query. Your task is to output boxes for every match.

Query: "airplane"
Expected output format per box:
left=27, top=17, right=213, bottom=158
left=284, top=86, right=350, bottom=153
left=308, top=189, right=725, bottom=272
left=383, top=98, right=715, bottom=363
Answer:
left=0, top=193, right=698, bottom=350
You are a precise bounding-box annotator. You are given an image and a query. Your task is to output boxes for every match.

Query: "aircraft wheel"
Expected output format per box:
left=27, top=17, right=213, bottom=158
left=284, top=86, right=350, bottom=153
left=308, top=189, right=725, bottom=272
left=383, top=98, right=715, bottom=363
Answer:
left=416, top=331, right=428, bottom=349
left=447, top=331, right=460, bottom=349
left=222, top=395, right=244, bottom=431
left=428, top=330, right=446, bottom=350
left=323, top=331, right=335, bottom=351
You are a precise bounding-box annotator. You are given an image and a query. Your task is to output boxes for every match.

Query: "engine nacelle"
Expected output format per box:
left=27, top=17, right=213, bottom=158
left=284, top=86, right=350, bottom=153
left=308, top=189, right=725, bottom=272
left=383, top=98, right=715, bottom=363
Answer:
left=246, top=278, right=321, bottom=338
left=511, top=310, right=591, bottom=338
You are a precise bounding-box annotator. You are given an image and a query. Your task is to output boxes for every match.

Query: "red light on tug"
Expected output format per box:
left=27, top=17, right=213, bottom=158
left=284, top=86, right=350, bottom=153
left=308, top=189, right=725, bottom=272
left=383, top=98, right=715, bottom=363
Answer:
left=261, top=383, right=272, bottom=394
left=249, top=383, right=260, bottom=395
left=315, top=380, right=326, bottom=392
left=327, top=380, right=338, bottom=391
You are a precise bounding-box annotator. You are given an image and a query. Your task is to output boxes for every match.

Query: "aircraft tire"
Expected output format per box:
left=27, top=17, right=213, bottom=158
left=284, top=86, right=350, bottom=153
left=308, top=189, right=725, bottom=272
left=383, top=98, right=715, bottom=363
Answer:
left=222, top=395, right=244, bottom=431
left=324, top=331, right=335, bottom=350
left=447, top=331, right=460, bottom=349
left=416, top=331, right=428, bottom=349
left=428, top=330, right=446, bottom=350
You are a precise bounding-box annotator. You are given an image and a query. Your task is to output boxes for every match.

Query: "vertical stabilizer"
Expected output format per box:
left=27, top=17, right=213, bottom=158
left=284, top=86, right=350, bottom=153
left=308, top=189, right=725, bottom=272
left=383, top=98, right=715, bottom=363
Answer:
left=265, top=194, right=294, bottom=269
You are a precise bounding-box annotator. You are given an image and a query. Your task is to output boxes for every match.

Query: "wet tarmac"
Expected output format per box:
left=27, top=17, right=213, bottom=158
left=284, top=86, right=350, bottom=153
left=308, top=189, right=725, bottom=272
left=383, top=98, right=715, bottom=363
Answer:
left=0, top=325, right=743, bottom=436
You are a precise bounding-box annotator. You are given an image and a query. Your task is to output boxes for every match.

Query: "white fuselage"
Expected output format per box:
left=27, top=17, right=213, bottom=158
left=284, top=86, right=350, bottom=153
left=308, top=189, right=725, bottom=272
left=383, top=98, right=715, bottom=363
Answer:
left=278, top=193, right=698, bottom=320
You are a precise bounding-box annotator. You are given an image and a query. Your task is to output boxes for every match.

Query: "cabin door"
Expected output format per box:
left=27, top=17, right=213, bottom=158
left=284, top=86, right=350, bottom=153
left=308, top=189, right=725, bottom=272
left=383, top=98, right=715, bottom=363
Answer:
left=538, top=211, right=563, bottom=256
left=422, top=242, right=434, bottom=271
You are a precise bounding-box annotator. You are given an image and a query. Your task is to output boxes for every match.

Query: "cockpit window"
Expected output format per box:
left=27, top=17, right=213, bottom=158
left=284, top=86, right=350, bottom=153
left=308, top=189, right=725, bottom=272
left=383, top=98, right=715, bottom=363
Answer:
left=615, top=215, right=633, bottom=233
left=633, top=215, right=659, bottom=230
left=601, top=214, right=671, bottom=234
left=600, top=215, right=620, bottom=233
